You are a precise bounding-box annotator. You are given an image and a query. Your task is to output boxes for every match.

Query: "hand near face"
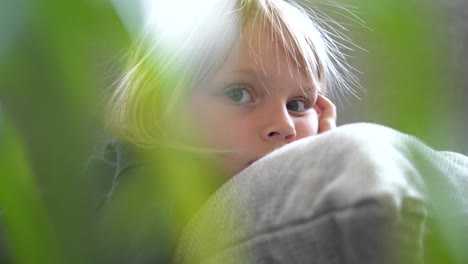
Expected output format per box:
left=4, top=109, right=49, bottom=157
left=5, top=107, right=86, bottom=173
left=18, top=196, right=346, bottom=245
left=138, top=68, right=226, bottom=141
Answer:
left=315, top=94, right=336, bottom=133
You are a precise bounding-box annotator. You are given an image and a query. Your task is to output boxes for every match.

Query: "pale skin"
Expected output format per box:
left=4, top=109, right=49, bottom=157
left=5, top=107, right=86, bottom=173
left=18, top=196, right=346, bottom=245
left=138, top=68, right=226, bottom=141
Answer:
left=188, top=21, right=336, bottom=177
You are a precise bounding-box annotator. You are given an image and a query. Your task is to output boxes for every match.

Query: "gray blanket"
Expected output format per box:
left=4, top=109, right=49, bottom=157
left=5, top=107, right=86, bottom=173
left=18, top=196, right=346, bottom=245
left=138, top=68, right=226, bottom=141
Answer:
left=174, top=123, right=468, bottom=264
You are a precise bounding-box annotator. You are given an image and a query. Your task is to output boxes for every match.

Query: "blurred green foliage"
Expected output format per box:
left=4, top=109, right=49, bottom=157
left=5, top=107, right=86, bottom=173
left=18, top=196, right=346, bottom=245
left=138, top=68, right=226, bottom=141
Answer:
left=0, top=1, right=225, bottom=263
left=336, top=0, right=466, bottom=154
left=0, top=112, right=60, bottom=264
left=0, top=0, right=130, bottom=263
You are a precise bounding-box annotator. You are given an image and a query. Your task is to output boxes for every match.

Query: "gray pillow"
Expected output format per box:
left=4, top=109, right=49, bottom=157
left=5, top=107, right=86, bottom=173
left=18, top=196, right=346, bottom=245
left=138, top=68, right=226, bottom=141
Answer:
left=174, top=123, right=468, bottom=264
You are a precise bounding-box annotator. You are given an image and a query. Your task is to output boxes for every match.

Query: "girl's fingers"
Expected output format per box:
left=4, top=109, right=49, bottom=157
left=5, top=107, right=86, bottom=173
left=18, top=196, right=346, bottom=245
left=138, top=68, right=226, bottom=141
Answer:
left=315, top=94, right=336, bottom=133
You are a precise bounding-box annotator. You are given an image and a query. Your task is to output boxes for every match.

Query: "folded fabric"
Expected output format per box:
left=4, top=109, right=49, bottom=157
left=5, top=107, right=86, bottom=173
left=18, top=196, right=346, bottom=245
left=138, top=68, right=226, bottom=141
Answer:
left=174, top=123, right=468, bottom=264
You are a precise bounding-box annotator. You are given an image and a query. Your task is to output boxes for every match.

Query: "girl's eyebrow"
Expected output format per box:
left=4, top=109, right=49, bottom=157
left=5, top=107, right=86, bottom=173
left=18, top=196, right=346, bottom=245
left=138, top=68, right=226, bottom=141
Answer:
left=216, top=68, right=265, bottom=86
left=235, top=68, right=270, bottom=92
left=301, top=87, right=315, bottom=98
left=221, top=67, right=316, bottom=96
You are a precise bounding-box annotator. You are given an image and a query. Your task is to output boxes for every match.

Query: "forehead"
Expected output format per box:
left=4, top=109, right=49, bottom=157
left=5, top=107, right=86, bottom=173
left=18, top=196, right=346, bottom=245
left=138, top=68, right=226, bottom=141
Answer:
left=218, top=20, right=315, bottom=93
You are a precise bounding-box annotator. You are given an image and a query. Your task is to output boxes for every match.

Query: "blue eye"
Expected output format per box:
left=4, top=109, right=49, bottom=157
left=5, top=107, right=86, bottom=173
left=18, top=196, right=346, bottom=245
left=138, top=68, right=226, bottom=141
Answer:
left=286, top=99, right=308, bottom=112
left=225, top=86, right=253, bottom=103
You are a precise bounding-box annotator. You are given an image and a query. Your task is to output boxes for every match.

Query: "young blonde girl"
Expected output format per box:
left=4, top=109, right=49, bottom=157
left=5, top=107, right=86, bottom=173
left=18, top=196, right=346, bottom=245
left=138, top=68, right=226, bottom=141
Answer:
left=92, top=0, right=358, bottom=262
left=105, top=0, right=357, bottom=178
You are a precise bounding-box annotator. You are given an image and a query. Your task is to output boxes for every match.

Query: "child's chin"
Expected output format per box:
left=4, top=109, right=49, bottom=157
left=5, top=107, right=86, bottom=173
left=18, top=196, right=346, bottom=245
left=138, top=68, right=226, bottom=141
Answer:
left=224, top=164, right=248, bottom=178
left=219, top=158, right=260, bottom=178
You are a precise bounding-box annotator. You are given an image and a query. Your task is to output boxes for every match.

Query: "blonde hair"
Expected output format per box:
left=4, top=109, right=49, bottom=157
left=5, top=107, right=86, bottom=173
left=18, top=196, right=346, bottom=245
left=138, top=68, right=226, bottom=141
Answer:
left=106, top=0, right=360, bottom=147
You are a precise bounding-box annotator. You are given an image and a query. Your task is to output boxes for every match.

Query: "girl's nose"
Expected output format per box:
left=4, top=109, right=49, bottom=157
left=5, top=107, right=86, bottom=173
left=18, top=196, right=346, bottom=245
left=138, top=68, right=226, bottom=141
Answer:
left=261, top=107, right=296, bottom=143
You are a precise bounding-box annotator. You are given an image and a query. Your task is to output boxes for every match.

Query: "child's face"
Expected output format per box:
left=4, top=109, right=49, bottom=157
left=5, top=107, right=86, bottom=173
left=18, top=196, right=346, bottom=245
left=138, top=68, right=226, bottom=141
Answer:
left=189, top=22, right=322, bottom=177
